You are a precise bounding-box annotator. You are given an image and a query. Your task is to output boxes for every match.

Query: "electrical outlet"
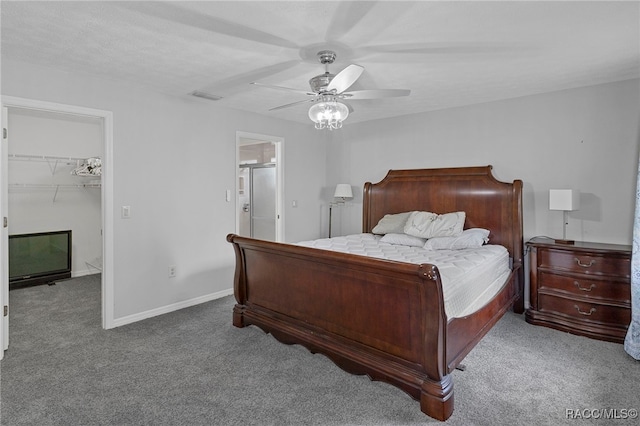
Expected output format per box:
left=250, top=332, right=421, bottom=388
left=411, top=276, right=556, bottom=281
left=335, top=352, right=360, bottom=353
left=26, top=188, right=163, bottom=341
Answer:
left=168, top=265, right=176, bottom=278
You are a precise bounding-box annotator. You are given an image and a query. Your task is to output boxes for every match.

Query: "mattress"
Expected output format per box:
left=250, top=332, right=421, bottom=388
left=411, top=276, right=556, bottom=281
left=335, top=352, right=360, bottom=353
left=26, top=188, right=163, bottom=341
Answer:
left=297, top=233, right=511, bottom=319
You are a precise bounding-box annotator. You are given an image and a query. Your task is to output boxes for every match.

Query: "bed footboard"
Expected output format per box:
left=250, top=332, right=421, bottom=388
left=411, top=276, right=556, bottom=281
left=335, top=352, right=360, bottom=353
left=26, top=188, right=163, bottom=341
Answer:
left=228, top=233, right=455, bottom=420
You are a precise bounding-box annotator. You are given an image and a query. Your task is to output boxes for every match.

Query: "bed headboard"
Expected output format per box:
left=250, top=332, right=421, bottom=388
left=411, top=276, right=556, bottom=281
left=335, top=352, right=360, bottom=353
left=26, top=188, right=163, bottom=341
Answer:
left=362, top=166, right=523, bottom=267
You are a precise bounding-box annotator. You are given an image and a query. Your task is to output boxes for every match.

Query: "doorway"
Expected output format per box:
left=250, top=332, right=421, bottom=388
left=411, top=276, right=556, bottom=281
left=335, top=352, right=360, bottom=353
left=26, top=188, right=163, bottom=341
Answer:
left=239, top=162, right=276, bottom=240
left=236, top=132, right=283, bottom=242
left=1, top=97, right=114, bottom=359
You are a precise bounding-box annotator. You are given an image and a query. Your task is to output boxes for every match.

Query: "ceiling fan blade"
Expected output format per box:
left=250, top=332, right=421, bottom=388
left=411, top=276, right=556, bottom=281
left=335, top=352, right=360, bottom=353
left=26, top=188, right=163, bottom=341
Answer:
left=326, top=64, right=365, bottom=94
left=251, top=82, right=316, bottom=96
left=342, top=89, right=411, bottom=100
left=116, top=2, right=298, bottom=49
left=325, top=1, right=378, bottom=41
left=269, top=99, right=315, bottom=111
left=198, top=60, right=301, bottom=96
left=357, top=42, right=520, bottom=57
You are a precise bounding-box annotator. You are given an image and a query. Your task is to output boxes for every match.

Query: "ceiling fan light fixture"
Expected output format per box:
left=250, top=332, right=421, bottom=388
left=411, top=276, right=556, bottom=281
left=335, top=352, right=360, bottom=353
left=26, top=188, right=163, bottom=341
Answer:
left=254, top=49, right=409, bottom=124
left=308, top=99, right=349, bottom=131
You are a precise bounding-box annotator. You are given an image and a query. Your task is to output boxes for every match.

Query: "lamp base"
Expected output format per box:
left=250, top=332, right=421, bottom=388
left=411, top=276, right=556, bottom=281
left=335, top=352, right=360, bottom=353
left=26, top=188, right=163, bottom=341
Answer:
left=554, top=239, right=575, bottom=245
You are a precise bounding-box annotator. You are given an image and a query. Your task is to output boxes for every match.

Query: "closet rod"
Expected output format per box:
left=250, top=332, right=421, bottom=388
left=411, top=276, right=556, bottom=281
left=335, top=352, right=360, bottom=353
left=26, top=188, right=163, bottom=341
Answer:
left=9, top=154, right=87, bottom=162
left=9, top=183, right=101, bottom=188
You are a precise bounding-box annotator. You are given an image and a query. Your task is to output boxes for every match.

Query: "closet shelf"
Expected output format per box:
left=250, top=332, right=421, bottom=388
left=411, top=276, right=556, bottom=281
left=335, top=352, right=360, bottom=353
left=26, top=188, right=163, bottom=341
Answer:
left=9, top=183, right=101, bottom=203
left=9, top=154, right=88, bottom=162
left=10, top=183, right=101, bottom=188
left=9, top=154, right=102, bottom=176
left=9, top=154, right=102, bottom=202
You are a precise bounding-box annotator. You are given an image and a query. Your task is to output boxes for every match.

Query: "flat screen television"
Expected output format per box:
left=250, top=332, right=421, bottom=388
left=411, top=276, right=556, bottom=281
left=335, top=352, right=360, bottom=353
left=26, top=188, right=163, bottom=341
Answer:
left=9, top=230, right=72, bottom=290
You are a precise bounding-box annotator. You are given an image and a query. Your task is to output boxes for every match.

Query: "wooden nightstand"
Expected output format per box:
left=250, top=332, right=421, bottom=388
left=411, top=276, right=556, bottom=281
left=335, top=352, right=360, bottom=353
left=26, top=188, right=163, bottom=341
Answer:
left=526, top=237, right=631, bottom=343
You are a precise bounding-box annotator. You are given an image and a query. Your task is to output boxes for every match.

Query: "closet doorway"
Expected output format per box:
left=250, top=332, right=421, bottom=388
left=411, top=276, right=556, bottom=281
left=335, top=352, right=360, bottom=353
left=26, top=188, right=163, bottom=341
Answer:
left=236, top=132, right=283, bottom=242
left=1, top=97, right=114, bottom=358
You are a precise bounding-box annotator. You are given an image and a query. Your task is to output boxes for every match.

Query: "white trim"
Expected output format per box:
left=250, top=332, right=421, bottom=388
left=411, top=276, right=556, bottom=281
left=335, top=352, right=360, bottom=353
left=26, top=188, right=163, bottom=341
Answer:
left=0, top=96, right=115, bottom=330
left=72, top=270, right=101, bottom=279
left=275, top=140, right=285, bottom=241
left=110, top=288, right=234, bottom=328
left=1, top=106, right=8, bottom=358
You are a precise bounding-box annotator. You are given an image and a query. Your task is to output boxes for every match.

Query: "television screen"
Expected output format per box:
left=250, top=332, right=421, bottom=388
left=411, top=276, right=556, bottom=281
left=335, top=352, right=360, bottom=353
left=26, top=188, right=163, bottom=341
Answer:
left=9, top=230, right=72, bottom=288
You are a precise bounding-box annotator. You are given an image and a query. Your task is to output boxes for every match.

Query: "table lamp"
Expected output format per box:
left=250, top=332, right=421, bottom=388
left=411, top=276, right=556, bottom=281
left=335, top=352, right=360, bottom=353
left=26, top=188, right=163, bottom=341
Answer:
left=549, top=189, right=580, bottom=244
left=329, top=184, right=353, bottom=237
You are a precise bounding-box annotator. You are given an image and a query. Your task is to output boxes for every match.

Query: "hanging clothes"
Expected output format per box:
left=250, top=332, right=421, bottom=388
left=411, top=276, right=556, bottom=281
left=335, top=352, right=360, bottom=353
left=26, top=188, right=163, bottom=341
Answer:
left=625, top=154, right=640, bottom=360
left=71, top=157, right=102, bottom=177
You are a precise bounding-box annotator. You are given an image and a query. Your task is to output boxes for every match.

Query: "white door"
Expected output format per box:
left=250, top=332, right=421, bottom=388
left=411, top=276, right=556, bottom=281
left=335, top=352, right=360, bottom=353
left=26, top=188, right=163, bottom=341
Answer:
left=1, top=107, right=8, bottom=358
left=250, top=165, right=277, bottom=240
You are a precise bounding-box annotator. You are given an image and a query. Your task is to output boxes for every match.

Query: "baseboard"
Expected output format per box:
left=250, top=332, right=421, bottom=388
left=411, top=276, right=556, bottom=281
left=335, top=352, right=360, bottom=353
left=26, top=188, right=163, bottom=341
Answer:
left=72, top=269, right=100, bottom=278
left=110, top=288, right=234, bottom=329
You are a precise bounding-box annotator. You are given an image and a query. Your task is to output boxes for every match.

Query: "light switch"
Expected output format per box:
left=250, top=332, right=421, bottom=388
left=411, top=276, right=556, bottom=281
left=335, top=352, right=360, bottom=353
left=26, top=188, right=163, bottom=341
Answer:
left=226, top=189, right=231, bottom=202
left=121, top=206, right=131, bottom=218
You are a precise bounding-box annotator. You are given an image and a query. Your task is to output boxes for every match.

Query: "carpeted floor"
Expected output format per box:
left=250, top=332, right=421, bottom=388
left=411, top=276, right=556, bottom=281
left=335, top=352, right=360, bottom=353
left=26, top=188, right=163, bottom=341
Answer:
left=0, top=275, right=638, bottom=425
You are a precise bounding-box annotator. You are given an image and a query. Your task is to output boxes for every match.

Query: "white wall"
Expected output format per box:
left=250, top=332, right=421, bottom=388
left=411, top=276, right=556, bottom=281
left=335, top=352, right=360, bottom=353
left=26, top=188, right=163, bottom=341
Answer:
left=329, top=79, right=640, bottom=246
left=4, top=55, right=637, bottom=324
left=2, top=58, right=327, bottom=322
left=8, top=110, right=103, bottom=277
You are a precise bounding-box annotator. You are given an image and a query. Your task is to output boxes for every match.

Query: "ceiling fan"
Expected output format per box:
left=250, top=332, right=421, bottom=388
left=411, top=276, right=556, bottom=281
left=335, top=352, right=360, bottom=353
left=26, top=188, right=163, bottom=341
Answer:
left=252, top=50, right=411, bottom=129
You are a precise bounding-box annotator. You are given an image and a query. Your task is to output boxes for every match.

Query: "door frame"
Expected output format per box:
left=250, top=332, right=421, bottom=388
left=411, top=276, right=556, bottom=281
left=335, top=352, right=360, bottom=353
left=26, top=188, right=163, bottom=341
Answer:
left=235, top=131, right=284, bottom=242
left=1, top=106, right=7, bottom=359
left=0, top=96, right=114, bottom=358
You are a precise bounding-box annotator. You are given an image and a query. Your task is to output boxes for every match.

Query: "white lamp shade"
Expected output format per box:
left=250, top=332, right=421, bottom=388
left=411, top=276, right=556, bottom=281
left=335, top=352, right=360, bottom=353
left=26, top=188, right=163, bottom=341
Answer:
left=549, top=189, right=580, bottom=211
left=334, top=184, right=353, bottom=199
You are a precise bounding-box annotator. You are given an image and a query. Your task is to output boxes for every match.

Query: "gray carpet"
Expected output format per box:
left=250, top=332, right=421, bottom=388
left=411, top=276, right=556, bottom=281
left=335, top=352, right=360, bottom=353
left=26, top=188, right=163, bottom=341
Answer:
left=0, top=275, right=638, bottom=425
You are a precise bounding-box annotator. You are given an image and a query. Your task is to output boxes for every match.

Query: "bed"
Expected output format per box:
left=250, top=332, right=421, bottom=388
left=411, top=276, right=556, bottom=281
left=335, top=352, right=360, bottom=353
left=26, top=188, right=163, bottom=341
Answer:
left=227, top=165, right=524, bottom=421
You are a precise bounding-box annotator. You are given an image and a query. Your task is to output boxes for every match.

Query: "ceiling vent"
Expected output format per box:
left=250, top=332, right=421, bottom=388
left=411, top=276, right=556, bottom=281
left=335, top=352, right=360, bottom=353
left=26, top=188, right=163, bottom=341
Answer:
left=190, top=91, right=223, bottom=101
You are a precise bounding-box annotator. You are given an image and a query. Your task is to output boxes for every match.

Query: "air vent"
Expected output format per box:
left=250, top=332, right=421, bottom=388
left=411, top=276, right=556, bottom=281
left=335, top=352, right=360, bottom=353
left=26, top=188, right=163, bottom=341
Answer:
left=190, top=91, right=223, bottom=101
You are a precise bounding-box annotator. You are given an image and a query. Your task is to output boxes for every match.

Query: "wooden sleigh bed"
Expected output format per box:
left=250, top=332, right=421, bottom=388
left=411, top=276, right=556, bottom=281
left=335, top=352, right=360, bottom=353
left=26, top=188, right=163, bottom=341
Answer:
left=227, top=165, right=524, bottom=421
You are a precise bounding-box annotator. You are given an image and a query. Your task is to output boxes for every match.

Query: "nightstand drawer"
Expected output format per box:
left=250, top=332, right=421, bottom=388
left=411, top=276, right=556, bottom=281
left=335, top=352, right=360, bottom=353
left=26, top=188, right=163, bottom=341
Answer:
left=538, top=249, right=630, bottom=277
left=538, top=271, right=630, bottom=303
left=538, top=294, right=631, bottom=325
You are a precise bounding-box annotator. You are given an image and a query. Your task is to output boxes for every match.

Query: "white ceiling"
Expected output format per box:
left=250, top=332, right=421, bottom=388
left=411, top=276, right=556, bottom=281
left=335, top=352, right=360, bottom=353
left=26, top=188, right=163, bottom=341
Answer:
left=2, top=1, right=639, bottom=125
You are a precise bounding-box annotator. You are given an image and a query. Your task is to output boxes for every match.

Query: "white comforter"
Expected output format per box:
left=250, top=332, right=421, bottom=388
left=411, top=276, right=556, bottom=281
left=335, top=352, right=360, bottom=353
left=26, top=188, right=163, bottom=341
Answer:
left=297, top=233, right=511, bottom=319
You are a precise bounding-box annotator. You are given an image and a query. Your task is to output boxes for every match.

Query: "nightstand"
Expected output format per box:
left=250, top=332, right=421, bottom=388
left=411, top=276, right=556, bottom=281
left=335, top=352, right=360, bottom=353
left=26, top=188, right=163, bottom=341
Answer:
left=526, top=237, right=631, bottom=343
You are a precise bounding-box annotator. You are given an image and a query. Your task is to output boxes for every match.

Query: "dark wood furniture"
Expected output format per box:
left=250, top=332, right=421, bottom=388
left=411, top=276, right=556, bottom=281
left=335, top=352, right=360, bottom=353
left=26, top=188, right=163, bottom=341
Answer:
left=227, top=166, right=524, bottom=421
left=526, top=237, right=631, bottom=343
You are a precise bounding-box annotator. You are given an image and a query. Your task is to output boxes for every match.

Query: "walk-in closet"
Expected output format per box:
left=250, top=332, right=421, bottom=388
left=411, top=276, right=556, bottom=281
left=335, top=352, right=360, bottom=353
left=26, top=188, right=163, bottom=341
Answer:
left=7, top=107, right=103, bottom=289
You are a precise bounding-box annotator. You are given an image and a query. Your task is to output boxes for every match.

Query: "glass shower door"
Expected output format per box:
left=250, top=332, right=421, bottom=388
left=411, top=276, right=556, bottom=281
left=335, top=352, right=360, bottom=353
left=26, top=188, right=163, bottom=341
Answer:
left=238, top=164, right=276, bottom=241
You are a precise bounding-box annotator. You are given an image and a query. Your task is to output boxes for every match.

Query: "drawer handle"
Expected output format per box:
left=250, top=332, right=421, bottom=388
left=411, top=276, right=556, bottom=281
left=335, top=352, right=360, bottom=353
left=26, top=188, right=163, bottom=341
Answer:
left=574, top=258, right=595, bottom=268
left=574, top=305, right=596, bottom=316
left=574, top=281, right=596, bottom=292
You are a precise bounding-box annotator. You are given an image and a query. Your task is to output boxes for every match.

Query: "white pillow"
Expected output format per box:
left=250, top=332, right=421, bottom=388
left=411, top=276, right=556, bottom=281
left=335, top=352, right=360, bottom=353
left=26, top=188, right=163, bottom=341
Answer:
left=380, top=233, right=427, bottom=247
left=404, top=211, right=466, bottom=239
left=372, top=212, right=413, bottom=235
left=423, top=228, right=490, bottom=250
